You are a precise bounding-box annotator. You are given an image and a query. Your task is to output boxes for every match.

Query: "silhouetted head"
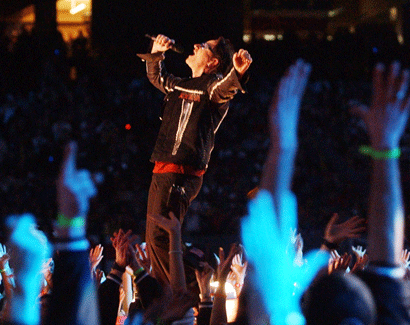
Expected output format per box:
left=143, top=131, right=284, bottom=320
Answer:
left=303, top=271, right=376, bottom=325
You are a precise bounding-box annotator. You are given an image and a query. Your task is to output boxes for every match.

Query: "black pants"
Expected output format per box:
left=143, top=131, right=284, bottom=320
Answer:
left=146, top=172, right=203, bottom=285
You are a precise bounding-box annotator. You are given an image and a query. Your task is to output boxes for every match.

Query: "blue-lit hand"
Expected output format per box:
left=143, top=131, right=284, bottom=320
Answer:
left=242, top=191, right=328, bottom=325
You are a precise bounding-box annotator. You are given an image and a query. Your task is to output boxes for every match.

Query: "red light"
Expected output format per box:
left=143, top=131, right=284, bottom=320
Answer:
left=125, top=124, right=131, bottom=130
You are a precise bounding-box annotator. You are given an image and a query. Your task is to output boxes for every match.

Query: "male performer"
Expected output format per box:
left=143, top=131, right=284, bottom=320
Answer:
left=138, top=34, right=252, bottom=285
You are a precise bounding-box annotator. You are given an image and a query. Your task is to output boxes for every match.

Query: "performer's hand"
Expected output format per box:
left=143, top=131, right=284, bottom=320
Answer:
left=233, top=49, right=252, bottom=77
left=151, top=34, right=175, bottom=53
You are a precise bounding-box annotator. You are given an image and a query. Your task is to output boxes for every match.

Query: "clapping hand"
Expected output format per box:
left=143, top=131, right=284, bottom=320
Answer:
left=0, top=253, right=10, bottom=275
left=328, top=250, right=352, bottom=274
left=351, top=246, right=369, bottom=273
left=111, top=229, right=132, bottom=269
left=0, top=244, right=11, bottom=275
left=89, top=244, right=104, bottom=272
left=231, top=248, right=247, bottom=282
left=135, top=243, right=151, bottom=273
left=195, top=262, right=214, bottom=301
left=217, top=244, right=241, bottom=283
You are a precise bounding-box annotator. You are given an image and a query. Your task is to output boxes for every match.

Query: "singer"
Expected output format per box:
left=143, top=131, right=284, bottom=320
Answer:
left=137, top=34, right=252, bottom=285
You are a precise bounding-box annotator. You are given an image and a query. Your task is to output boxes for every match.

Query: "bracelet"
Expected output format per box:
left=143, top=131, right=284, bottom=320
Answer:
left=322, top=239, right=339, bottom=250
left=199, top=293, right=212, bottom=301
left=56, top=214, right=85, bottom=228
left=168, top=250, right=183, bottom=255
left=133, top=267, right=144, bottom=277
left=359, top=145, right=401, bottom=159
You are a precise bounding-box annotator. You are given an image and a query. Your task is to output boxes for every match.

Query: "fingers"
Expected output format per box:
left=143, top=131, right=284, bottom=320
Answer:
left=235, top=49, right=253, bottom=63
left=155, top=34, right=175, bottom=48
left=60, top=141, right=77, bottom=181
left=135, top=243, right=146, bottom=259
left=168, top=211, right=179, bottom=222
left=327, top=213, right=339, bottom=228
left=343, top=216, right=366, bottom=233
left=396, top=69, right=409, bottom=103
left=218, top=247, right=225, bottom=265
left=386, top=61, right=401, bottom=101
left=148, top=213, right=180, bottom=232
left=372, top=63, right=385, bottom=103
left=349, top=101, right=369, bottom=120
left=373, top=61, right=410, bottom=105
left=147, top=213, right=163, bottom=225
left=293, top=59, right=311, bottom=97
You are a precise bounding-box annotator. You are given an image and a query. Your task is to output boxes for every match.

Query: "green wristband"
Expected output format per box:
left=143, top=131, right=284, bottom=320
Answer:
left=56, top=214, right=85, bottom=228
left=359, top=145, right=401, bottom=159
left=133, top=267, right=144, bottom=277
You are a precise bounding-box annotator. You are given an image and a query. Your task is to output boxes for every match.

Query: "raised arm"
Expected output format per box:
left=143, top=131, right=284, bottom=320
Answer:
left=351, top=62, right=410, bottom=265
left=3, top=214, right=50, bottom=325
left=233, top=49, right=252, bottom=78
left=137, top=34, right=181, bottom=94
left=260, top=59, right=310, bottom=229
left=320, top=213, right=366, bottom=252
left=147, top=212, right=186, bottom=293
left=351, top=61, right=410, bottom=323
left=47, top=141, right=99, bottom=325
left=210, top=244, right=241, bottom=325
left=241, top=59, right=328, bottom=325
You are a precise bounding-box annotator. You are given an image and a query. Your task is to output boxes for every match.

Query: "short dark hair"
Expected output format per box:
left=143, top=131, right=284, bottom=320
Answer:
left=303, top=272, right=376, bottom=325
left=212, top=37, right=235, bottom=76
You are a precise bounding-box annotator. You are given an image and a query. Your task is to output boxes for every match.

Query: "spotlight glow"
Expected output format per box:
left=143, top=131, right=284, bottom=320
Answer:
left=70, top=3, right=86, bottom=14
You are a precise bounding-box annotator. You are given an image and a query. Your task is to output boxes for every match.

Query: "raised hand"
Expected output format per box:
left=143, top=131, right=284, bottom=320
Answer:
left=352, top=245, right=367, bottom=258
left=269, top=58, right=311, bottom=150
left=0, top=253, right=10, bottom=273
left=147, top=212, right=181, bottom=236
left=92, top=269, right=105, bottom=285
left=293, top=232, right=306, bottom=267
left=110, top=229, right=132, bottom=269
left=324, top=213, right=366, bottom=246
left=151, top=34, right=175, bottom=53
left=56, top=141, right=96, bottom=220
left=4, top=214, right=50, bottom=325
left=89, top=244, right=104, bottom=272
left=230, top=247, right=248, bottom=287
left=243, top=60, right=327, bottom=325
left=400, top=249, right=410, bottom=269
left=0, top=244, right=11, bottom=275
left=328, top=250, right=352, bottom=274
left=242, top=191, right=329, bottom=325
left=135, top=243, right=151, bottom=273
left=195, top=262, right=215, bottom=301
left=351, top=246, right=369, bottom=273
left=217, top=244, right=241, bottom=283
left=233, top=49, right=252, bottom=77
left=351, top=62, right=410, bottom=150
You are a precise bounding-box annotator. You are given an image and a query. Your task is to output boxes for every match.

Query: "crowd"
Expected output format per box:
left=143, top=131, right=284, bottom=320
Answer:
left=0, top=24, right=410, bottom=324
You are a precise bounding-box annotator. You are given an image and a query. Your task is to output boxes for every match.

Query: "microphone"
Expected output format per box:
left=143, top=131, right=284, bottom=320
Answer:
left=145, top=34, right=184, bottom=54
